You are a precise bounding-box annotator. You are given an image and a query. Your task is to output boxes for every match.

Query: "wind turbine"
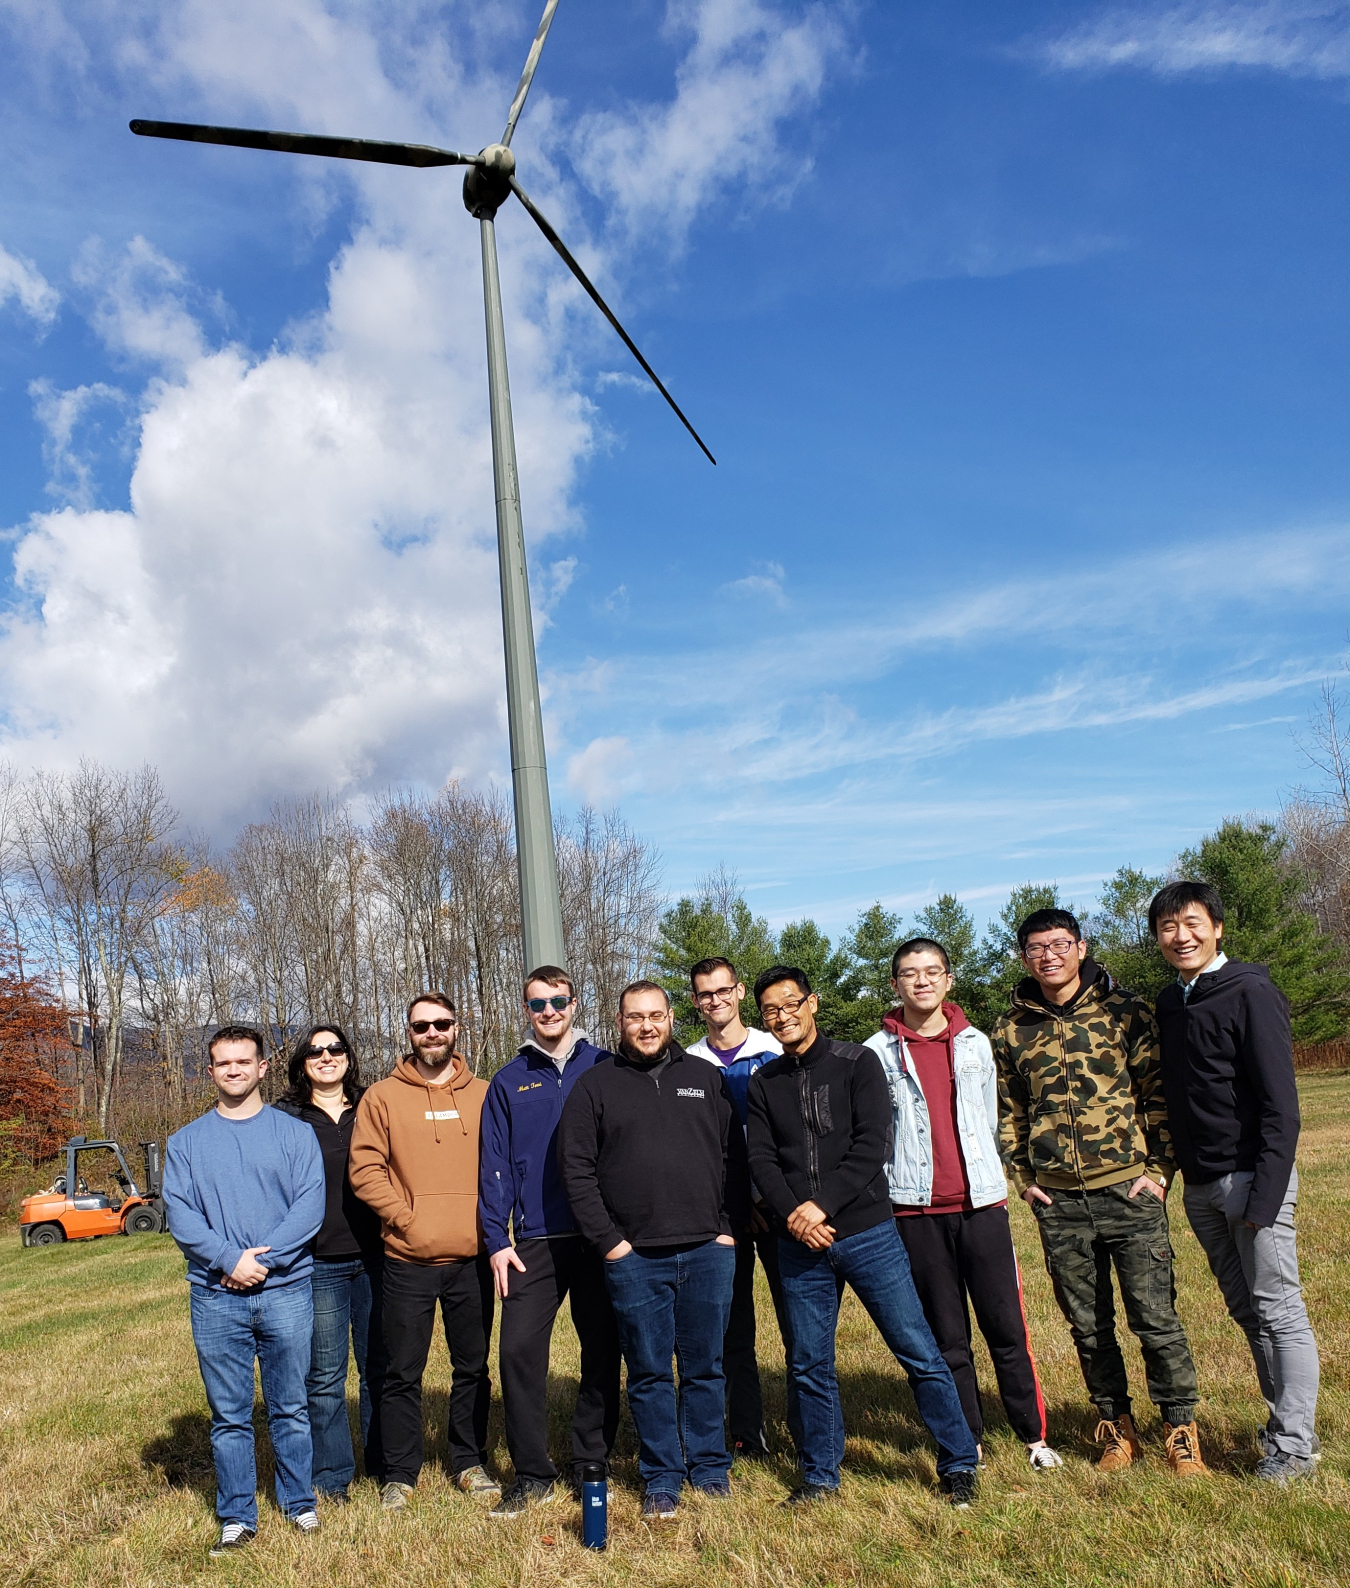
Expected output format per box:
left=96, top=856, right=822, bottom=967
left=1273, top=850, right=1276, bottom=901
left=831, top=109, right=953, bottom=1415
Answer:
left=130, top=0, right=714, bottom=974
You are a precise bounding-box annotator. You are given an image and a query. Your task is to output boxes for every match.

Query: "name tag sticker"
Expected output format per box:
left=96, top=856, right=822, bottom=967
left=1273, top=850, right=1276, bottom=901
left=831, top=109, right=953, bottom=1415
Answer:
left=676, top=1088, right=705, bottom=1098
left=424, top=1110, right=460, bottom=1120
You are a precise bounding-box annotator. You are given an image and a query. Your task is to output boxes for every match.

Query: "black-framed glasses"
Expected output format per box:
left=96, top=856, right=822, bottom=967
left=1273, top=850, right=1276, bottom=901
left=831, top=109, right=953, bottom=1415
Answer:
left=306, top=1042, right=348, bottom=1058
left=410, top=1017, right=457, bottom=1035
left=760, top=993, right=811, bottom=1022
left=693, top=983, right=739, bottom=1005
left=527, top=995, right=573, bottom=1013
left=1023, top=939, right=1079, bottom=962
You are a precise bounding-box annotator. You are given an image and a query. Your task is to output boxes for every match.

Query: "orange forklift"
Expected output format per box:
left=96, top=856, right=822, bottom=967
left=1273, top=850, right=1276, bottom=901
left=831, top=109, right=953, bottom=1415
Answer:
left=19, top=1136, right=166, bottom=1247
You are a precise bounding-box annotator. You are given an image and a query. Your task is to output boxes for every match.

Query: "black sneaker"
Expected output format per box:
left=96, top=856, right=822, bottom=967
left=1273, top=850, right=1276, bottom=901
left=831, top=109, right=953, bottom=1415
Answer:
left=941, top=1469, right=978, bottom=1509
left=781, top=1482, right=836, bottom=1507
left=694, top=1481, right=732, bottom=1499
left=490, top=1478, right=560, bottom=1518
left=732, top=1435, right=772, bottom=1461
left=641, top=1491, right=680, bottom=1521
left=209, top=1522, right=256, bottom=1557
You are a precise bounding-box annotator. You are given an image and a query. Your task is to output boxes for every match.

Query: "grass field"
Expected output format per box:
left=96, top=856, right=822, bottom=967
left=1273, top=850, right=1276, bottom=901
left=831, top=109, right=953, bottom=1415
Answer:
left=2, top=1076, right=1348, bottom=1588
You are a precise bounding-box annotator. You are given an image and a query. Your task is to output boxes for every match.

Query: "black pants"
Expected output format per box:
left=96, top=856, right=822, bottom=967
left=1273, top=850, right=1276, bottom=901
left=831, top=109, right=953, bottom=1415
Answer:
left=380, top=1253, right=495, bottom=1485
left=498, top=1236, right=622, bottom=1484
left=896, top=1205, right=1047, bottom=1445
left=724, top=1225, right=798, bottom=1446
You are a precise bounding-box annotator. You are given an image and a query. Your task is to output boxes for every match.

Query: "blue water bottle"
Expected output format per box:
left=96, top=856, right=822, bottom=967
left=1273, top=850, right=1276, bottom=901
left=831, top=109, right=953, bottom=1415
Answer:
left=580, top=1462, right=607, bottom=1550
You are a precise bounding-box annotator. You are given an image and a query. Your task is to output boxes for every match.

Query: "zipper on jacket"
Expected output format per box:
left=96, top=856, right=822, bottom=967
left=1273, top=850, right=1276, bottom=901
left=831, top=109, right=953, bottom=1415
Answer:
left=796, top=1063, right=820, bottom=1197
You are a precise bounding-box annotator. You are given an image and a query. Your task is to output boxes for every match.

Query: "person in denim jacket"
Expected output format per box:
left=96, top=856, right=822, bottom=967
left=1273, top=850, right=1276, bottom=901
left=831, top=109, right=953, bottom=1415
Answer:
left=866, top=938, right=1061, bottom=1470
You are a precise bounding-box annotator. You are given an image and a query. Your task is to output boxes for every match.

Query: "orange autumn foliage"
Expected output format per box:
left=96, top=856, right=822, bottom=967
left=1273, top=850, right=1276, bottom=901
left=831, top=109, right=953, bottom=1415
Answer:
left=0, top=941, right=71, bottom=1163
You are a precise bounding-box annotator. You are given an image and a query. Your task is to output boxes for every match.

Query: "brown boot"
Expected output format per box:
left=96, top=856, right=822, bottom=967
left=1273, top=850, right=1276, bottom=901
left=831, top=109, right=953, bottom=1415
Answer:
left=1163, top=1421, right=1208, bottom=1476
left=1095, top=1413, right=1143, bottom=1472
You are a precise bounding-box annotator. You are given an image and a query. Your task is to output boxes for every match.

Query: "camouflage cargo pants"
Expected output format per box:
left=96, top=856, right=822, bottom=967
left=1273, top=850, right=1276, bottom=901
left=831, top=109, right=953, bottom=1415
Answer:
left=1032, top=1180, right=1199, bottom=1423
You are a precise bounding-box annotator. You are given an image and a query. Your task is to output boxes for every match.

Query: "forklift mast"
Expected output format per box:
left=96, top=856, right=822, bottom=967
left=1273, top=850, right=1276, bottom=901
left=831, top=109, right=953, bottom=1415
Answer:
left=141, top=1140, right=163, bottom=1200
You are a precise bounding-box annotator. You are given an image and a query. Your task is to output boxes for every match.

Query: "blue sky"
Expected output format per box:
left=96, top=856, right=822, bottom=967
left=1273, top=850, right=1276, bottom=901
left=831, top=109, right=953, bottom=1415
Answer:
left=1, top=0, right=1349, bottom=936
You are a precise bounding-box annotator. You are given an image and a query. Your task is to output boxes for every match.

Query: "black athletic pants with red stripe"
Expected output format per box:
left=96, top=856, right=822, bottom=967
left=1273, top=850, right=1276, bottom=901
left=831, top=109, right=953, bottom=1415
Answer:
left=895, top=1204, right=1046, bottom=1446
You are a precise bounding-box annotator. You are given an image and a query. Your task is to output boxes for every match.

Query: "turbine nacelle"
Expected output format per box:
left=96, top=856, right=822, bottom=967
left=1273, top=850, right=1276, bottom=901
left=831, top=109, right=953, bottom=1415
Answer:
left=463, top=145, right=516, bottom=219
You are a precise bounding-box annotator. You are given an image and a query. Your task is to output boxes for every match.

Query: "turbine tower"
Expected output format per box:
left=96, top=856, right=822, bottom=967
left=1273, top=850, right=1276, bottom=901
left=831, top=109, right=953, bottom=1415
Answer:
left=130, top=0, right=713, bottom=973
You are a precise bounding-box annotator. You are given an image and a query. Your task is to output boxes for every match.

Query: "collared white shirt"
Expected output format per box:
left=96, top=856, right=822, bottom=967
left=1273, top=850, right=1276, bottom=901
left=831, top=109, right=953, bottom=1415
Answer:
left=1180, top=951, right=1228, bottom=1002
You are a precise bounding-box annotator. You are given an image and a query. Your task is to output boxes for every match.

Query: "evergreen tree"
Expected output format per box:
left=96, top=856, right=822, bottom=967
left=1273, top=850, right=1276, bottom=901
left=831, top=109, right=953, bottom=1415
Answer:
left=1179, top=819, right=1350, bottom=1042
left=1088, top=866, right=1172, bottom=1001
left=910, top=893, right=981, bottom=1019
left=971, top=882, right=1064, bottom=1030
left=836, top=903, right=904, bottom=1038
left=654, top=890, right=777, bottom=1042
left=776, top=918, right=859, bottom=1038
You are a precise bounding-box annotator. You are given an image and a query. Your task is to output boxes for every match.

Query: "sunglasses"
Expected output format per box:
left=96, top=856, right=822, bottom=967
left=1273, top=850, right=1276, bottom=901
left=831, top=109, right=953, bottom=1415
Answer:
left=306, top=1042, right=348, bottom=1058
left=409, top=1017, right=457, bottom=1035
left=527, top=995, right=573, bottom=1013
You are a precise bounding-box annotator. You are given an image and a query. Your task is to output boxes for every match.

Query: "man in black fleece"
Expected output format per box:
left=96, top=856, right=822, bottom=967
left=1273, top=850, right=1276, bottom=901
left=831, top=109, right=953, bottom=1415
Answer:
left=558, top=980, right=748, bottom=1520
left=746, top=967, right=979, bottom=1507
left=1151, top=882, right=1320, bottom=1485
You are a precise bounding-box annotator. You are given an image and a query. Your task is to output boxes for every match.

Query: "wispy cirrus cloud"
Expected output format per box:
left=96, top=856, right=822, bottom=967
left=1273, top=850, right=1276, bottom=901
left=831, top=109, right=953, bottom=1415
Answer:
left=1036, top=2, right=1350, bottom=79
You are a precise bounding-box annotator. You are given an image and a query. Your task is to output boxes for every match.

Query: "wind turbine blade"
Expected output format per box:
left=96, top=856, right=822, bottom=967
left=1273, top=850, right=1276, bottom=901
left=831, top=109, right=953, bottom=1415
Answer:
left=509, top=177, right=717, bottom=466
left=129, top=120, right=478, bottom=169
left=501, top=0, right=563, bottom=147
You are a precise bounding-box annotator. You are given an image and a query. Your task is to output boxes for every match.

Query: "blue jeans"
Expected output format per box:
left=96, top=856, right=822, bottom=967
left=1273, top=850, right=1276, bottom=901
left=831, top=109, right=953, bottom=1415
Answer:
left=309, top=1254, right=387, bottom=1494
left=189, top=1282, right=316, bottom=1527
left=778, top=1219, right=979, bottom=1488
left=604, top=1239, right=736, bottom=1495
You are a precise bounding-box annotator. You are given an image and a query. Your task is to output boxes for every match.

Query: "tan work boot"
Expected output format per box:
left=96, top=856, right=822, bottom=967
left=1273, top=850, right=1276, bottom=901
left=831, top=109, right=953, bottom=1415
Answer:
left=1095, top=1413, right=1143, bottom=1472
left=1163, top=1421, right=1208, bottom=1476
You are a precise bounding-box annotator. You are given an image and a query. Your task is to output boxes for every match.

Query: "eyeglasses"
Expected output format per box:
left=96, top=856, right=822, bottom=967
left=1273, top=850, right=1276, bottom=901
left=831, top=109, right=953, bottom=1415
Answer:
left=895, top=969, right=951, bottom=985
left=620, top=1009, right=669, bottom=1026
left=409, top=1017, right=457, bottom=1034
left=760, top=994, right=811, bottom=1022
left=1023, top=939, right=1079, bottom=962
left=693, top=983, right=739, bottom=1005
left=527, top=995, right=573, bottom=1013
left=306, top=1042, right=348, bottom=1058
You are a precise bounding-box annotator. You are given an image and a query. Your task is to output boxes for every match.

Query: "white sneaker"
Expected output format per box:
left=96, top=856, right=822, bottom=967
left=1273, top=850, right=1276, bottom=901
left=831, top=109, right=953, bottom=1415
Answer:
left=1028, top=1443, right=1064, bottom=1470
left=291, top=1509, right=320, bottom=1534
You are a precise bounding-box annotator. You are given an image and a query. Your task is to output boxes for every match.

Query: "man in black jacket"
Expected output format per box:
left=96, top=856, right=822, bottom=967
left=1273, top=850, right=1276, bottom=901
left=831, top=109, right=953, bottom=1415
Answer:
left=558, top=980, right=748, bottom=1521
left=746, top=967, right=979, bottom=1507
left=1151, top=881, right=1320, bottom=1485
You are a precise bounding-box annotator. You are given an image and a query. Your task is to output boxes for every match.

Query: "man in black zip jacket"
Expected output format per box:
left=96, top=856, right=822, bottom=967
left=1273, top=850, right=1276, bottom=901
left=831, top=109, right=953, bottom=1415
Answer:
left=746, top=967, right=979, bottom=1507
left=558, top=979, right=748, bottom=1521
left=1151, top=881, right=1321, bottom=1485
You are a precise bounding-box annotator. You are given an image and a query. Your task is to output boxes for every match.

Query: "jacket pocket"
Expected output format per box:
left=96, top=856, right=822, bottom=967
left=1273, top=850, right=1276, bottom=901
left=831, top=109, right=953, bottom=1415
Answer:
left=811, top=1086, right=833, bottom=1134
left=405, top=1192, right=478, bottom=1260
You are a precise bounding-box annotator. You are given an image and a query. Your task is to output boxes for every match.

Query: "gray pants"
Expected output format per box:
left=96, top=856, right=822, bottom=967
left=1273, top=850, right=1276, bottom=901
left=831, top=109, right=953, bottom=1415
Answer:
left=1182, top=1168, right=1319, bottom=1459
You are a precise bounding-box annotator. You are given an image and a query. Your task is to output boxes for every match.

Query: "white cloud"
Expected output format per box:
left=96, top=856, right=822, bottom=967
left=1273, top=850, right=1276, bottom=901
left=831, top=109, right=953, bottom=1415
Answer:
left=0, top=1, right=847, bottom=827
left=1038, top=2, right=1350, bottom=79
left=572, top=0, right=851, bottom=248
left=0, top=242, right=59, bottom=326
left=720, top=560, right=788, bottom=608
left=566, top=734, right=636, bottom=803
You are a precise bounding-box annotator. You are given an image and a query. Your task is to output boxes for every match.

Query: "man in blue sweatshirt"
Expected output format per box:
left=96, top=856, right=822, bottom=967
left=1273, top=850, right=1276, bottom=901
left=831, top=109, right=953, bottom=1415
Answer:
left=479, top=966, right=621, bottom=1517
left=163, top=1026, right=326, bottom=1558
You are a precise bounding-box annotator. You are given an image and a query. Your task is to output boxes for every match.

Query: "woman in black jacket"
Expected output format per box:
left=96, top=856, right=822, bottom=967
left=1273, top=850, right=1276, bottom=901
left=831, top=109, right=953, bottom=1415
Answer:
left=277, top=1025, right=385, bottom=1500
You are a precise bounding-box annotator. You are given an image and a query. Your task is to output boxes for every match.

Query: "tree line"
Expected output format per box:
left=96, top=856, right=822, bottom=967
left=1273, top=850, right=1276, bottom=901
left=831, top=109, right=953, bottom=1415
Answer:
left=0, top=762, right=660, bottom=1147
left=5, top=680, right=1350, bottom=1163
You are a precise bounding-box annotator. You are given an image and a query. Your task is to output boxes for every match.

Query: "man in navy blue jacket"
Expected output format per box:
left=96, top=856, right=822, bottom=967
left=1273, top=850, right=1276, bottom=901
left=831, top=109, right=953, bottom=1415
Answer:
left=479, top=966, right=621, bottom=1516
left=1151, top=882, right=1321, bottom=1486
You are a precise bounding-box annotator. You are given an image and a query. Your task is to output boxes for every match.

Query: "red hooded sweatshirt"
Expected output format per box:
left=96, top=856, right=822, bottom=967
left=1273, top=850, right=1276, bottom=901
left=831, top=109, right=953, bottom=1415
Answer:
left=882, top=1001, right=973, bottom=1216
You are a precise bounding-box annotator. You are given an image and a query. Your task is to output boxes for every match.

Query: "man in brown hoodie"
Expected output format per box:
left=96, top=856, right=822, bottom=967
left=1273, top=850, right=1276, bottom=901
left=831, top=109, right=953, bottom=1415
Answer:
left=349, top=992, right=496, bottom=1510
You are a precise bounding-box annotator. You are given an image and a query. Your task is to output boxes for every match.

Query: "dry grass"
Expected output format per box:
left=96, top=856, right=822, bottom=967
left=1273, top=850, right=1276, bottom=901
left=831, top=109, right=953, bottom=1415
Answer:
left=2, top=1076, right=1348, bottom=1588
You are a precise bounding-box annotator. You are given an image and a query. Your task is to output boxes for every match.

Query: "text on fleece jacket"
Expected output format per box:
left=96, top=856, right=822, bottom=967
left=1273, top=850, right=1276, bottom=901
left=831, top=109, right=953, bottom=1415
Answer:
left=991, top=960, right=1172, bottom=1193
left=557, top=1046, right=750, bottom=1253
left=479, top=1037, right=615, bottom=1254
left=348, top=1054, right=488, bottom=1263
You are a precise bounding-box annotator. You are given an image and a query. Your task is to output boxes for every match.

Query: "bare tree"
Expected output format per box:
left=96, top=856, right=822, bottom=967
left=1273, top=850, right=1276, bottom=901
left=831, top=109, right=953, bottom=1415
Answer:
left=559, top=807, right=662, bottom=1034
left=23, top=762, right=178, bottom=1133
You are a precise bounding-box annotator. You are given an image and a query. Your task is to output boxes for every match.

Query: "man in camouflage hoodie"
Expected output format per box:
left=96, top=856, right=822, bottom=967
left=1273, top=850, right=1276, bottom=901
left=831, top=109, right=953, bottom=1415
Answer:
left=992, top=908, right=1205, bottom=1476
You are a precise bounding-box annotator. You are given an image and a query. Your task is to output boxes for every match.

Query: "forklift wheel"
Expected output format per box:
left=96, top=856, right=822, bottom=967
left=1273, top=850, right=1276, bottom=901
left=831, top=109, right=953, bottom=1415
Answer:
left=29, top=1223, right=65, bottom=1247
left=124, top=1207, right=163, bottom=1235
